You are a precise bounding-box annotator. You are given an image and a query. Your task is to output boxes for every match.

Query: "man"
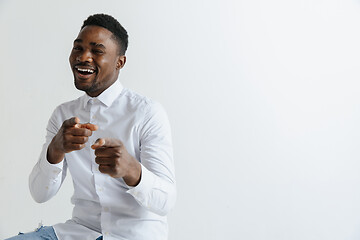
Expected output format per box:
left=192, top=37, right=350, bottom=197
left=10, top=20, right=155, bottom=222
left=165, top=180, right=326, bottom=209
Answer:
left=6, top=13, right=176, bottom=240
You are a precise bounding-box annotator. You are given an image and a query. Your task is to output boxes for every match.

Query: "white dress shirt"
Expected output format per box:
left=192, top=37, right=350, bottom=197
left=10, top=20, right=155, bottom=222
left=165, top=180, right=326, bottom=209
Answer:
left=29, top=80, right=176, bottom=240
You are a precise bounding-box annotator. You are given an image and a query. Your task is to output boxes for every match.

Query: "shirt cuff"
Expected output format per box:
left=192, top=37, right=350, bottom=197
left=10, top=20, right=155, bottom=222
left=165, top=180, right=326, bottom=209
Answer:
left=39, top=156, right=64, bottom=180
left=126, top=164, right=155, bottom=203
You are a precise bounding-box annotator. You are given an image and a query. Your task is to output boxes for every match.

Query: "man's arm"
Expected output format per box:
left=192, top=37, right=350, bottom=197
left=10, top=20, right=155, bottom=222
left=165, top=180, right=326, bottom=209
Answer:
left=29, top=114, right=97, bottom=203
left=132, top=102, right=176, bottom=216
left=92, top=102, right=176, bottom=216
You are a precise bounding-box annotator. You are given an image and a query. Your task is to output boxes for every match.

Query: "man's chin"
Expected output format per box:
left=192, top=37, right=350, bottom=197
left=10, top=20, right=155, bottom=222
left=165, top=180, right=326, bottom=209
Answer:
left=74, top=80, right=93, bottom=92
left=75, top=80, right=101, bottom=96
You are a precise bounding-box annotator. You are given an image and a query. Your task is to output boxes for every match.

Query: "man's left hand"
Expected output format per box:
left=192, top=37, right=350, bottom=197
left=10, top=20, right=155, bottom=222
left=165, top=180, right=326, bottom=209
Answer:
left=91, top=138, right=141, bottom=186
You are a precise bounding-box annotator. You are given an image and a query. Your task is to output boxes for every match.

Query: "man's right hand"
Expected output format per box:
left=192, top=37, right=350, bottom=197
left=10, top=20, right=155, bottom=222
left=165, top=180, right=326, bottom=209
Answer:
left=47, top=117, right=98, bottom=164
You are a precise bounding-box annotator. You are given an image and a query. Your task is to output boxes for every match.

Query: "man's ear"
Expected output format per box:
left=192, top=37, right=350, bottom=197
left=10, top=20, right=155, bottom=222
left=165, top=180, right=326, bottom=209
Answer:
left=116, top=55, right=126, bottom=70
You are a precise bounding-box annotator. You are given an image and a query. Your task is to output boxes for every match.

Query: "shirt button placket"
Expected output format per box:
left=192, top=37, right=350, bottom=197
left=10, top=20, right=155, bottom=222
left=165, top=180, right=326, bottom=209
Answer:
left=101, top=207, right=111, bottom=239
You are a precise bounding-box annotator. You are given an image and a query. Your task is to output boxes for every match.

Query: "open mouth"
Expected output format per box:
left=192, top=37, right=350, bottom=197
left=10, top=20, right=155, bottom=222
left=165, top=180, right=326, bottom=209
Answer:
left=74, top=66, right=97, bottom=78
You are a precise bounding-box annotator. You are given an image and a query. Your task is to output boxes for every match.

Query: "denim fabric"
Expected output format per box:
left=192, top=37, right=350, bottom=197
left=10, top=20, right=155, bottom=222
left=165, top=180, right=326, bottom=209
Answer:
left=5, top=226, right=104, bottom=240
left=4, top=226, right=58, bottom=240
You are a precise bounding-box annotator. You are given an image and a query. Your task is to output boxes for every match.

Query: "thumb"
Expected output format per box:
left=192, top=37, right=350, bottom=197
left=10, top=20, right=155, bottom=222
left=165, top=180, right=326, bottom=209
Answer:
left=91, top=138, right=106, bottom=149
left=63, top=117, right=80, bottom=128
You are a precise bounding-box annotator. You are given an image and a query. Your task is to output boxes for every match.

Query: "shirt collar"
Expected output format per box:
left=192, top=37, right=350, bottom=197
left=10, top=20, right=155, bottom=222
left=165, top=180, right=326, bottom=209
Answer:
left=82, top=80, right=123, bottom=108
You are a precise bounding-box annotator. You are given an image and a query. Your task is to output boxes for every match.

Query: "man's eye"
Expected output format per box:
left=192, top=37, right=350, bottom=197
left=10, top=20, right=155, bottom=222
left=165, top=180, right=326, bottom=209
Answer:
left=93, top=49, right=104, bottom=54
left=73, top=46, right=82, bottom=51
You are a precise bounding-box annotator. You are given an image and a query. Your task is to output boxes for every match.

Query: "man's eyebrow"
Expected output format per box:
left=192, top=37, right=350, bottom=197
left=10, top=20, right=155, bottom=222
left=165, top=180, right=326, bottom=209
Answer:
left=90, top=42, right=106, bottom=48
left=73, top=40, right=105, bottom=49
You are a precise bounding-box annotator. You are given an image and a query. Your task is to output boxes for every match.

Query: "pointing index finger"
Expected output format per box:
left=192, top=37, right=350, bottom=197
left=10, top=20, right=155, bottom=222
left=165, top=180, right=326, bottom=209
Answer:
left=79, top=123, right=98, bottom=131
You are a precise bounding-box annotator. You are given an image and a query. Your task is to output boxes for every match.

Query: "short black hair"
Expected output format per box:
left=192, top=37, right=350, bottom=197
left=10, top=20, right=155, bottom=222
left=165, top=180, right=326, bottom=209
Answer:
left=81, top=13, right=128, bottom=55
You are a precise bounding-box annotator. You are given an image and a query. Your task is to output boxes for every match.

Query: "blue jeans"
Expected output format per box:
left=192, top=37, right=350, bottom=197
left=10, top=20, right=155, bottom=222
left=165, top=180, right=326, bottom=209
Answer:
left=4, top=226, right=58, bottom=240
left=5, top=226, right=103, bottom=240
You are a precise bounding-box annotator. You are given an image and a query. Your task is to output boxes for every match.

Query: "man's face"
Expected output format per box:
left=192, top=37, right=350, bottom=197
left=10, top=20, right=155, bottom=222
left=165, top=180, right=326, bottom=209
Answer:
left=69, top=25, right=125, bottom=97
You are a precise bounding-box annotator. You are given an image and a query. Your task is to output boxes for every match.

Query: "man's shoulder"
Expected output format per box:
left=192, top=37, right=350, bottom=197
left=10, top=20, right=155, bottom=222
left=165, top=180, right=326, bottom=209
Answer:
left=120, top=88, right=160, bottom=111
left=121, top=88, right=168, bottom=122
left=121, top=88, right=151, bottom=105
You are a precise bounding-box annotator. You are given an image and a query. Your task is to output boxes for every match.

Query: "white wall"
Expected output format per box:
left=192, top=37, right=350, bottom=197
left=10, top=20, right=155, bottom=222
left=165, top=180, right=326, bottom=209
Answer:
left=1, top=0, right=360, bottom=239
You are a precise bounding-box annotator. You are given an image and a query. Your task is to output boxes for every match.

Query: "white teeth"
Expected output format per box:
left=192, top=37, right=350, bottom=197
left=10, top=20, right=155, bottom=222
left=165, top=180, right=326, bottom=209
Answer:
left=76, top=67, right=95, bottom=73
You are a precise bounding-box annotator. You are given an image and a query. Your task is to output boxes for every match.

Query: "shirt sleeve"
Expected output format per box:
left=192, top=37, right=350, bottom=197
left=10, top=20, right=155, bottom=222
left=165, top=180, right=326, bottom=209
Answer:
left=29, top=108, right=68, bottom=203
left=127, top=102, right=176, bottom=216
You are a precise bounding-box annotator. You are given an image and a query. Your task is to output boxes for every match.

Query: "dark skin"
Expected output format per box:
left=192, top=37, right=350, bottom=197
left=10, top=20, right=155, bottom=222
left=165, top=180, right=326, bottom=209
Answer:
left=47, top=25, right=141, bottom=187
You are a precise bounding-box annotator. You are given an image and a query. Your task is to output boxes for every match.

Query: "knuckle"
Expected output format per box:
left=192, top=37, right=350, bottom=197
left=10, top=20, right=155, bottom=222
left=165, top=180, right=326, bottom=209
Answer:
left=86, top=129, right=93, bottom=135
left=94, top=149, right=101, bottom=156
left=63, top=128, right=71, bottom=136
left=99, top=165, right=107, bottom=173
left=83, top=129, right=90, bottom=136
left=75, top=144, right=83, bottom=150
left=114, top=149, right=122, bottom=157
left=95, top=157, right=101, bottom=164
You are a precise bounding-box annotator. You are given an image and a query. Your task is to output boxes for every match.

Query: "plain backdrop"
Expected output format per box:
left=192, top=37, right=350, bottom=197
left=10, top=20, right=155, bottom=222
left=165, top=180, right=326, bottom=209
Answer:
left=1, top=0, right=360, bottom=239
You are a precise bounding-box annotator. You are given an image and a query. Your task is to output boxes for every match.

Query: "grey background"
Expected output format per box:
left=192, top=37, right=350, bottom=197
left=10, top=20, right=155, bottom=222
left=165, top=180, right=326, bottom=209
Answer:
left=1, top=0, right=360, bottom=239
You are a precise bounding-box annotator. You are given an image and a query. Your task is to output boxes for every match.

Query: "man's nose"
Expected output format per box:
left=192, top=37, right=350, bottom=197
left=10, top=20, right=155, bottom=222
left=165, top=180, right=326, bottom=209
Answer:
left=77, top=50, right=92, bottom=62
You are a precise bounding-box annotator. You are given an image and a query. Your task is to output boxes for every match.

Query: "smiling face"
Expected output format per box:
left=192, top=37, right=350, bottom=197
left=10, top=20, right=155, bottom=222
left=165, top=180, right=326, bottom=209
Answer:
left=69, top=25, right=126, bottom=97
